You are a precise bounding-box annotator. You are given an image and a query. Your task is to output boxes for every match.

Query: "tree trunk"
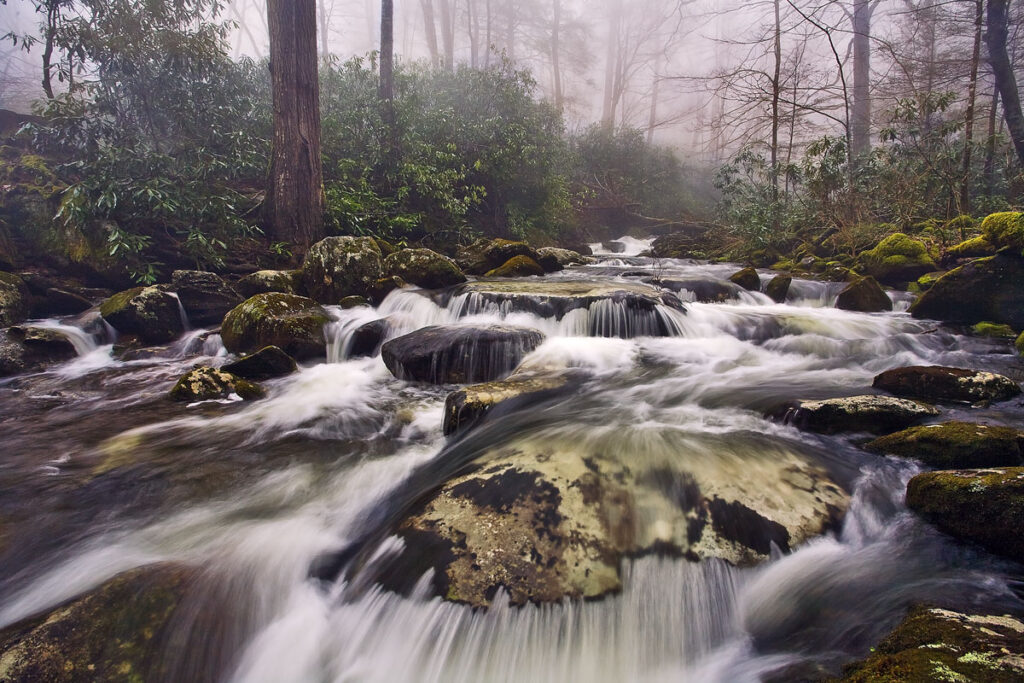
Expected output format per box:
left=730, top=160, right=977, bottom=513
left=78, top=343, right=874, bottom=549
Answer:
left=601, top=0, right=622, bottom=128
left=439, top=0, right=455, bottom=70
left=647, top=54, right=661, bottom=144
left=850, top=0, right=873, bottom=158
left=987, top=0, right=1024, bottom=167
left=468, top=0, right=479, bottom=68
left=421, top=0, right=440, bottom=67
left=984, top=83, right=1000, bottom=194
left=551, top=0, right=563, bottom=110
left=960, top=0, right=984, bottom=215
left=771, top=0, right=782, bottom=212
left=265, top=0, right=325, bottom=247
left=485, top=0, right=492, bottom=67
left=317, top=0, right=330, bottom=58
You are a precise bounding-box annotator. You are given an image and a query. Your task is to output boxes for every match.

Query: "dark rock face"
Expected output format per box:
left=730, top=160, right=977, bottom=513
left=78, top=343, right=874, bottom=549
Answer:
left=907, top=468, right=1024, bottom=563
left=99, top=286, right=185, bottom=344
left=782, top=395, right=939, bottom=435
left=222, top=346, right=297, bottom=380
left=651, top=232, right=706, bottom=259
left=729, top=267, right=761, bottom=291
left=602, top=240, right=627, bottom=254
left=35, top=288, right=93, bottom=316
left=910, top=252, right=1024, bottom=328
left=865, top=422, right=1024, bottom=469
left=654, top=278, right=742, bottom=303
left=348, top=319, right=390, bottom=358
left=838, top=605, right=1024, bottom=682
left=236, top=270, right=298, bottom=298
left=873, top=366, right=1022, bottom=404
left=485, top=255, right=545, bottom=278
left=836, top=276, right=893, bottom=312
left=383, top=249, right=467, bottom=290
left=381, top=324, right=545, bottom=384
left=170, top=270, right=243, bottom=327
left=301, top=236, right=383, bottom=303
left=765, top=275, right=792, bottom=303
left=220, top=293, right=330, bottom=360
left=0, top=326, right=79, bottom=377
left=169, top=367, right=265, bottom=402
left=456, top=239, right=539, bottom=275
left=0, top=271, right=30, bottom=326
left=443, top=373, right=571, bottom=435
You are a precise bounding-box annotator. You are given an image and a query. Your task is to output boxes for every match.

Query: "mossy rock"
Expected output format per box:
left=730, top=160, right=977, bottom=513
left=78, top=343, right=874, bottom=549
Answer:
left=947, top=235, right=995, bottom=260
left=169, top=366, right=265, bottom=402
left=443, top=373, right=572, bottom=435
left=456, top=238, right=539, bottom=275
left=368, top=275, right=407, bottom=305
left=301, top=236, right=383, bottom=303
left=0, top=271, right=29, bottom=326
left=836, top=276, right=892, bottom=313
left=729, top=267, right=761, bottom=291
left=536, top=247, right=587, bottom=271
left=220, top=293, right=329, bottom=360
left=0, top=326, right=79, bottom=377
left=981, top=211, right=1024, bottom=254
left=373, top=237, right=399, bottom=257
left=99, top=286, right=185, bottom=344
left=910, top=252, right=1024, bottom=327
left=0, top=564, right=195, bottom=682
left=915, top=271, right=946, bottom=292
left=1017, top=331, right=1024, bottom=356
left=873, top=365, right=1021, bottom=404
left=339, top=295, right=369, bottom=309
left=221, top=345, right=297, bottom=380
left=906, top=468, right=1024, bottom=562
left=865, top=422, right=1024, bottom=469
left=236, top=270, right=299, bottom=298
left=972, top=321, right=1017, bottom=338
left=781, top=395, right=939, bottom=435
left=838, top=605, right=1024, bottom=682
left=383, top=248, right=467, bottom=289
left=485, top=255, right=545, bottom=278
left=857, top=233, right=937, bottom=286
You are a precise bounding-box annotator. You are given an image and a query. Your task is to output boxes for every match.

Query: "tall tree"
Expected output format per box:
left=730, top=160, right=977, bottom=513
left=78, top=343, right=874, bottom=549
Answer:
left=380, top=0, right=396, bottom=141
left=986, top=0, right=1024, bottom=167
left=850, top=0, right=879, bottom=158
left=265, top=0, right=325, bottom=246
left=960, top=0, right=984, bottom=213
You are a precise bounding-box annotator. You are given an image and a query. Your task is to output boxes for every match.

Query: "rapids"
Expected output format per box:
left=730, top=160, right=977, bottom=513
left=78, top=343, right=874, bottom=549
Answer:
left=1, top=241, right=1022, bottom=682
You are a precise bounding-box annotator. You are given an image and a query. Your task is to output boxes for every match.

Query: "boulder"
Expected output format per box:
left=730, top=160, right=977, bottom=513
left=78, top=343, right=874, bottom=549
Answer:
left=873, top=366, right=1022, bottom=404
left=910, top=252, right=1024, bottom=328
left=339, top=295, right=369, bottom=309
left=0, top=326, right=79, bottom=377
left=35, top=287, right=93, bottom=316
left=765, top=275, right=792, bottom=303
left=373, top=237, right=399, bottom=257
left=729, top=267, right=761, bottom=291
left=857, top=233, right=937, bottom=285
left=99, top=286, right=185, bottom=344
left=456, top=238, right=538, bottom=275
left=368, top=276, right=407, bottom=305
left=837, top=605, right=1024, bottom=682
left=443, top=373, right=571, bottom=435
left=170, top=270, right=242, bottom=327
left=947, top=235, right=994, bottom=260
left=301, top=236, right=383, bottom=303
left=651, top=232, right=702, bottom=259
left=914, top=271, right=945, bottom=292
left=221, top=346, right=297, bottom=380
left=907, top=467, right=1024, bottom=562
left=236, top=270, right=298, bottom=298
left=972, top=321, right=1017, bottom=338
left=485, top=255, right=545, bottom=278
left=382, top=324, right=545, bottom=384
left=0, top=271, right=29, bottom=326
left=220, top=293, right=329, bottom=360
left=382, top=248, right=466, bottom=289
left=536, top=247, right=587, bottom=271
left=865, top=422, right=1024, bottom=469
left=835, top=276, right=893, bottom=313
left=1017, top=331, right=1024, bottom=356
left=782, top=395, right=939, bottom=435
left=981, top=211, right=1024, bottom=254
left=169, top=366, right=265, bottom=402
left=0, top=564, right=195, bottom=683
left=654, top=278, right=742, bottom=303
left=348, top=318, right=390, bottom=358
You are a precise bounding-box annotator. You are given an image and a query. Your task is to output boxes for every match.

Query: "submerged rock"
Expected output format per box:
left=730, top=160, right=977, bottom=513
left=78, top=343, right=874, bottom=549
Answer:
left=221, top=345, right=297, bottom=380
left=654, top=278, right=742, bottom=303
left=0, top=271, right=28, bottom=326
left=729, top=267, right=761, bottom=291
left=236, top=269, right=298, bottom=298
left=765, top=275, right=792, bottom=303
left=456, top=238, right=538, bottom=275
left=99, top=286, right=185, bottom=344
left=782, top=395, right=939, bottom=435
left=835, top=276, right=892, bottom=313
left=443, top=373, right=572, bottom=435
left=873, top=365, right=1022, bottom=404
left=858, top=233, right=937, bottom=285
left=301, top=236, right=383, bottom=303
left=910, top=252, right=1024, bottom=328
left=170, top=270, right=242, bottom=327
left=220, top=293, right=329, bottom=360
left=838, top=605, right=1024, bottom=682
left=382, top=324, right=545, bottom=384
left=866, top=422, right=1024, bottom=469
left=383, top=248, right=466, bottom=290
left=169, top=366, right=265, bottom=402
left=0, top=326, right=79, bottom=377
left=485, top=255, right=545, bottom=278
left=907, top=467, right=1024, bottom=562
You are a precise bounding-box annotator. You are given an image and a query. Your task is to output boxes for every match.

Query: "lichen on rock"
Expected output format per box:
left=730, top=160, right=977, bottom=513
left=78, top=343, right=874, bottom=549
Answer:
left=169, top=366, right=265, bottom=402
left=383, top=248, right=466, bottom=290
left=865, top=421, right=1024, bottom=469
left=220, top=293, right=329, bottom=360
left=301, top=236, right=383, bottom=303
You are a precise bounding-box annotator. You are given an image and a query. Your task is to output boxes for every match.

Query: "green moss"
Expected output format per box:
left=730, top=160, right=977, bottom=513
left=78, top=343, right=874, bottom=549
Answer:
left=485, top=255, right=545, bottom=278
left=972, top=321, right=1017, bottom=338
left=1016, top=331, right=1024, bottom=356
left=99, top=287, right=145, bottom=319
left=948, top=235, right=994, bottom=259
left=866, top=421, right=1023, bottom=469
left=981, top=211, right=1024, bottom=254
left=858, top=233, right=937, bottom=285
left=221, top=293, right=329, bottom=360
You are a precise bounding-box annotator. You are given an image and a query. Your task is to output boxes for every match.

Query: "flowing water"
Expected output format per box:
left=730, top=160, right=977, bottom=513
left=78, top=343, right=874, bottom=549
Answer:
left=1, top=241, right=1023, bottom=682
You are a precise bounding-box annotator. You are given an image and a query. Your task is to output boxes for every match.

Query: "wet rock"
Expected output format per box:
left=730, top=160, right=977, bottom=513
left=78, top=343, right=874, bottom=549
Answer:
left=654, top=278, right=742, bottom=303
left=383, top=248, right=466, bottom=289
left=35, top=287, right=93, bottom=317
left=99, top=286, right=185, bottom=344
left=858, top=233, right=937, bottom=285
left=348, top=318, right=390, bottom=358
left=456, top=238, right=538, bottom=275
left=301, top=236, right=383, bottom=303
left=485, top=255, right=545, bottom=278
left=382, top=324, right=545, bottom=384
left=602, top=240, right=627, bottom=254
left=907, top=467, right=1024, bottom=562
left=221, top=345, right=297, bottom=380
left=838, top=605, right=1024, bottom=682
left=873, top=366, right=1022, bottom=404
left=368, top=276, right=407, bottom=305
left=729, top=267, right=761, bottom=291
left=536, top=247, right=587, bottom=271
left=236, top=269, right=299, bottom=298
left=866, top=422, right=1024, bottom=469
left=443, top=373, right=572, bottom=435
left=1017, top=331, right=1024, bottom=356
left=910, top=252, right=1024, bottom=328
left=0, top=271, right=29, bottom=326
left=170, top=270, right=242, bottom=327
left=0, top=326, right=79, bottom=377
left=220, top=293, right=329, bottom=360
left=765, top=275, right=792, bottom=303
left=782, top=395, right=939, bottom=435
left=0, top=564, right=195, bottom=683
left=339, top=295, right=369, bottom=309
left=835, top=276, right=893, bottom=313
left=169, top=366, right=265, bottom=402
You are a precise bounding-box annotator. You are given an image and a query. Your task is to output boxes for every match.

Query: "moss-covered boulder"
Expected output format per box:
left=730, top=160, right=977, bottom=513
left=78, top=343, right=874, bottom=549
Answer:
left=973, top=321, right=1017, bottom=338
left=169, top=366, right=264, bottom=402
left=220, top=293, right=329, bottom=360
left=0, top=326, right=79, bottom=377
left=838, top=605, right=1024, bottom=682
left=339, top=295, right=369, bottom=309
left=0, top=271, right=29, bottom=326
left=873, top=365, right=1021, bottom=404
left=857, top=233, right=937, bottom=285
left=947, top=235, right=995, bottom=260
left=781, top=395, right=939, bottom=435
left=382, top=324, right=545, bottom=384
left=910, top=252, right=1024, bottom=328
left=914, top=271, right=946, bottom=292
left=907, top=467, right=1024, bottom=562
left=456, top=238, right=539, bottom=275
left=729, top=267, right=761, bottom=291
left=170, top=270, right=242, bottom=327
left=99, top=286, right=185, bottom=344
left=373, top=237, right=398, bottom=257
left=236, top=269, right=299, bottom=298
left=383, top=248, right=466, bottom=290
left=485, top=255, right=545, bottom=278
left=835, top=276, right=893, bottom=312
left=443, top=373, right=572, bottom=435
left=1017, top=331, right=1024, bottom=356
left=0, top=564, right=195, bottom=683
left=221, top=345, right=297, bottom=380
left=301, top=236, right=383, bottom=303
left=865, top=422, right=1024, bottom=469
left=765, top=275, right=792, bottom=303
left=651, top=232, right=705, bottom=259
left=981, top=211, right=1024, bottom=254
left=536, top=247, right=587, bottom=271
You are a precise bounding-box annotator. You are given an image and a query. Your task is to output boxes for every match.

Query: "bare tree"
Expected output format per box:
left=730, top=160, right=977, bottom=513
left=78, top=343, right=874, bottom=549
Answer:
left=987, top=0, right=1024, bottom=167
